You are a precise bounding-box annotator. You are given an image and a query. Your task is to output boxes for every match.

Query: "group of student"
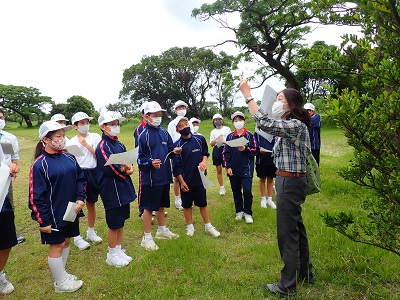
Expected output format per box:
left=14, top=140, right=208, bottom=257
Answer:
left=0, top=94, right=321, bottom=295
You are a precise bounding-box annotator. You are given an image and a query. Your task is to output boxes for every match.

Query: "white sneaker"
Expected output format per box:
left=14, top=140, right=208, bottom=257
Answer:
left=205, top=226, right=220, bottom=237
left=141, top=236, right=159, bottom=251
left=106, top=252, right=129, bottom=267
left=261, top=198, right=267, bottom=208
left=118, top=249, right=132, bottom=262
left=155, top=228, right=179, bottom=240
left=86, top=230, right=102, bottom=243
left=219, top=186, right=226, bottom=195
left=266, top=198, right=277, bottom=209
left=186, top=227, right=195, bottom=237
left=235, top=212, right=244, bottom=220
left=64, top=272, right=77, bottom=281
left=244, top=213, right=254, bottom=224
left=175, top=200, right=183, bottom=211
left=54, top=277, right=83, bottom=293
left=0, top=273, right=14, bottom=295
left=74, top=236, right=90, bottom=250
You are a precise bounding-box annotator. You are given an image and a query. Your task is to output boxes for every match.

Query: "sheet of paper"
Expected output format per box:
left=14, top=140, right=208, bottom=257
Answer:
left=260, top=147, right=273, bottom=153
left=198, top=166, right=214, bottom=189
left=255, top=126, right=274, bottom=143
left=225, top=137, right=249, bottom=147
left=63, top=202, right=77, bottom=222
left=0, top=163, right=11, bottom=210
left=66, top=145, right=85, bottom=157
left=0, top=142, right=15, bottom=155
left=215, top=137, right=224, bottom=148
left=105, top=147, right=138, bottom=166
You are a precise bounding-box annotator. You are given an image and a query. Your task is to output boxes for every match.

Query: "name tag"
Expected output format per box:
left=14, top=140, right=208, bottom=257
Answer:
left=162, top=142, right=167, bottom=145
left=192, top=149, right=200, bottom=153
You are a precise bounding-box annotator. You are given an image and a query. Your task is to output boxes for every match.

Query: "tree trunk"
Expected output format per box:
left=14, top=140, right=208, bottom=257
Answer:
left=21, top=113, right=33, bottom=128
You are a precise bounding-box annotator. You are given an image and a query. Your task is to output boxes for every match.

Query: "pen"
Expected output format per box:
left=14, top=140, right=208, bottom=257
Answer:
left=51, top=228, right=60, bottom=232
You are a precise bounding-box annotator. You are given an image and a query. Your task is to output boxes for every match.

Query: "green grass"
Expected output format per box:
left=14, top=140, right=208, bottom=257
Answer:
left=4, top=118, right=400, bottom=300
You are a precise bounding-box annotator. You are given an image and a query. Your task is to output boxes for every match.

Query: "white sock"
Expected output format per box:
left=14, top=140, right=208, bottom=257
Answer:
left=61, top=246, right=70, bottom=269
left=267, top=197, right=273, bottom=201
left=261, top=196, right=266, bottom=201
left=204, top=223, right=212, bottom=230
left=220, top=185, right=224, bottom=188
left=116, top=245, right=122, bottom=251
left=108, top=246, right=117, bottom=254
left=74, top=235, right=82, bottom=241
left=186, top=224, right=194, bottom=229
left=48, top=256, right=67, bottom=285
left=144, top=232, right=152, bottom=239
left=175, top=196, right=181, bottom=201
left=158, top=225, right=166, bottom=231
left=87, top=227, right=95, bottom=234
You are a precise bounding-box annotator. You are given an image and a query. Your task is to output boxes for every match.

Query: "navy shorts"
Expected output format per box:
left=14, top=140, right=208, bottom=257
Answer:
left=181, top=185, right=207, bottom=208
left=140, top=184, right=170, bottom=212
left=212, top=146, right=224, bottom=166
left=40, top=218, right=80, bottom=245
left=256, top=158, right=277, bottom=179
left=83, top=168, right=100, bottom=203
left=0, top=211, right=17, bottom=250
left=105, top=204, right=130, bottom=229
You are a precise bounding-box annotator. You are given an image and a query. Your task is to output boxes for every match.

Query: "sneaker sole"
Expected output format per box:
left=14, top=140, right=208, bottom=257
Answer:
left=140, top=243, right=159, bottom=251
left=86, top=238, right=103, bottom=244
left=55, top=281, right=83, bottom=293
left=155, top=235, right=179, bottom=240
left=106, top=259, right=129, bottom=268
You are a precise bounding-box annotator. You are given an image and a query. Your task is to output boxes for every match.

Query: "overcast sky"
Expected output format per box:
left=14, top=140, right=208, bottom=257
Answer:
left=0, top=1, right=358, bottom=111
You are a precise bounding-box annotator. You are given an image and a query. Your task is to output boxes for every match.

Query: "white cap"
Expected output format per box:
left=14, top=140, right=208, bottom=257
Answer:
left=39, top=121, right=72, bottom=140
left=212, top=113, right=223, bottom=120
left=304, top=103, right=315, bottom=111
left=189, top=117, right=201, bottom=124
left=174, top=116, right=189, bottom=129
left=231, top=111, right=245, bottom=120
left=143, top=101, right=166, bottom=114
left=172, top=100, right=188, bottom=111
left=51, top=113, right=69, bottom=122
left=139, top=102, right=148, bottom=114
left=71, top=112, right=93, bottom=124
left=98, top=111, right=126, bottom=125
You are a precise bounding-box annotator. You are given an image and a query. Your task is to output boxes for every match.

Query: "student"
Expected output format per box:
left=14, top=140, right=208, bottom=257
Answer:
left=304, top=103, right=321, bottom=166
left=51, top=114, right=70, bottom=143
left=167, top=100, right=191, bottom=210
left=240, top=77, right=314, bottom=298
left=0, top=146, right=19, bottom=295
left=29, top=120, right=85, bottom=293
left=68, top=112, right=103, bottom=250
left=222, top=111, right=257, bottom=223
left=209, top=113, right=231, bottom=196
left=172, top=116, right=220, bottom=237
left=95, top=111, right=136, bottom=267
left=189, top=117, right=202, bottom=135
left=138, top=101, right=181, bottom=251
left=0, top=109, right=25, bottom=244
left=254, top=132, right=277, bottom=209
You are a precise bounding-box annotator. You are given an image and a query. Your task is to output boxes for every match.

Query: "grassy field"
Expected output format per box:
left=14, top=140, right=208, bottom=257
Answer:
left=3, top=116, right=400, bottom=300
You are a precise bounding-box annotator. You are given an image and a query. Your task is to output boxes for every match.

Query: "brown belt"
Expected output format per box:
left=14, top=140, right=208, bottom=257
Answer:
left=276, top=170, right=306, bottom=178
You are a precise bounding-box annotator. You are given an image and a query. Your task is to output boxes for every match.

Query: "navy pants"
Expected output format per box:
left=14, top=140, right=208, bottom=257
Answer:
left=275, top=175, right=313, bottom=293
left=228, top=176, right=253, bottom=215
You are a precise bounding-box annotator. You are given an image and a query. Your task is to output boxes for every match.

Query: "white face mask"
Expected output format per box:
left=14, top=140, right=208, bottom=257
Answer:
left=150, top=117, right=162, bottom=127
left=234, top=121, right=244, bottom=130
left=176, top=110, right=186, bottom=117
left=108, top=125, right=120, bottom=137
left=271, top=102, right=289, bottom=119
left=77, top=124, right=90, bottom=134
left=0, top=120, right=5, bottom=130
left=192, top=126, right=199, bottom=133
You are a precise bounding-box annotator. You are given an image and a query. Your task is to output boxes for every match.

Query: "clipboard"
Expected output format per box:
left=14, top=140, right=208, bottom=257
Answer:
left=0, top=142, right=15, bottom=155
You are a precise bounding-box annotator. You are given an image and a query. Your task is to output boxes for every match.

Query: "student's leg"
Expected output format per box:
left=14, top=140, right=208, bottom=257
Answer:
left=216, top=165, right=224, bottom=186
left=173, top=177, right=183, bottom=210
left=155, top=207, right=166, bottom=227
left=267, top=177, right=274, bottom=197
left=184, top=207, right=193, bottom=225
left=86, top=202, right=96, bottom=228
left=107, top=229, right=118, bottom=248
left=143, top=209, right=153, bottom=233
left=229, top=176, right=244, bottom=214
left=0, top=248, right=11, bottom=272
left=260, top=177, right=266, bottom=198
left=242, top=177, right=253, bottom=216
left=199, top=206, right=210, bottom=224
left=48, top=242, right=68, bottom=285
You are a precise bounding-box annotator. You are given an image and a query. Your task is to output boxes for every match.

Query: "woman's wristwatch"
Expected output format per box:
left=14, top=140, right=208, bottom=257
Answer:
left=245, top=97, right=254, bottom=104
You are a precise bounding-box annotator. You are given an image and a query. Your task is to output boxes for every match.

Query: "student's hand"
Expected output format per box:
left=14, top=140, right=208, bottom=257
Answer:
left=216, top=134, right=222, bottom=141
left=121, top=164, right=134, bottom=175
left=260, top=149, right=267, bottom=154
left=39, top=225, right=52, bottom=234
left=199, top=161, right=207, bottom=171
left=173, top=147, right=182, bottom=154
left=78, top=136, right=89, bottom=147
left=180, top=180, right=189, bottom=192
left=152, top=159, right=162, bottom=169
left=237, top=145, right=245, bottom=151
left=75, top=200, right=85, bottom=213
left=226, top=168, right=233, bottom=176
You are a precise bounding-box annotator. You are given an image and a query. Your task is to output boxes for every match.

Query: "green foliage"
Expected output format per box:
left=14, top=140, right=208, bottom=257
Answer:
left=64, top=95, right=97, bottom=122
left=50, top=103, right=67, bottom=117
left=0, top=84, right=54, bottom=127
left=120, top=47, right=236, bottom=119
left=106, top=99, right=137, bottom=120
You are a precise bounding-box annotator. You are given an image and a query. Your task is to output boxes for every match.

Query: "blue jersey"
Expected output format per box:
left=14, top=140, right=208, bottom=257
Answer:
left=254, top=133, right=275, bottom=165
left=137, top=123, right=175, bottom=187
left=133, top=120, right=146, bottom=148
left=96, top=134, right=136, bottom=210
left=28, top=150, right=86, bottom=229
left=172, top=134, right=209, bottom=188
left=223, top=129, right=257, bottom=178
left=309, top=113, right=321, bottom=150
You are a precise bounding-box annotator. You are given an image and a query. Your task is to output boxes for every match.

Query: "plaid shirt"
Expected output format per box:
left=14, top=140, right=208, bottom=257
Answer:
left=252, top=109, right=311, bottom=173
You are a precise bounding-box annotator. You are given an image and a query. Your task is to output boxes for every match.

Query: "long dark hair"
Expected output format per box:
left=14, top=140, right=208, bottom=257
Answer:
left=281, top=88, right=311, bottom=127
left=34, top=131, right=56, bottom=159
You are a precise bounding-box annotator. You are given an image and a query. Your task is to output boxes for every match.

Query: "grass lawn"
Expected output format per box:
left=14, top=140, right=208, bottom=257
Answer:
left=4, top=116, right=400, bottom=300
